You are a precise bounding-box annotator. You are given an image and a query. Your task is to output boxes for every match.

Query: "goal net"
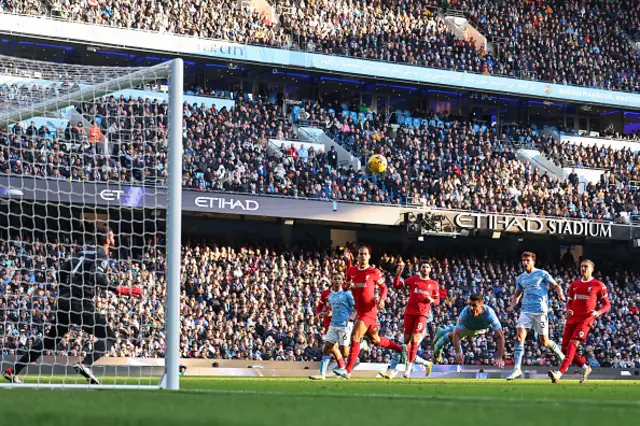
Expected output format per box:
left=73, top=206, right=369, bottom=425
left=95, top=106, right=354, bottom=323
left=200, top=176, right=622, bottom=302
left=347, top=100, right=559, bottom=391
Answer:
left=0, top=55, right=183, bottom=389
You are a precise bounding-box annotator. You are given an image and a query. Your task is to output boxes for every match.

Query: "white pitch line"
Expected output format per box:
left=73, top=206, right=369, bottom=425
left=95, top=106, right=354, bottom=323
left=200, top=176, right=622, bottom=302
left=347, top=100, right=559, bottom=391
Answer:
left=179, top=388, right=640, bottom=408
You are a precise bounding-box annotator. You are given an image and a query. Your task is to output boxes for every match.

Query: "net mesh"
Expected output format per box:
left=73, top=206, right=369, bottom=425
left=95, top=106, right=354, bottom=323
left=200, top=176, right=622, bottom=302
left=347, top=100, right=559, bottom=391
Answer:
left=0, top=54, right=175, bottom=387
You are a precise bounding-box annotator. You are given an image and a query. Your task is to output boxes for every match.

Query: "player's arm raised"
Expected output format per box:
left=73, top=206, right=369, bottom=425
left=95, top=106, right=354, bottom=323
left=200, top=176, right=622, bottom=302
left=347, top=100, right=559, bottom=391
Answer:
left=593, top=283, right=611, bottom=318
left=392, top=263, right=405, bottom=289
left=316, top=286, right=328, bottom=319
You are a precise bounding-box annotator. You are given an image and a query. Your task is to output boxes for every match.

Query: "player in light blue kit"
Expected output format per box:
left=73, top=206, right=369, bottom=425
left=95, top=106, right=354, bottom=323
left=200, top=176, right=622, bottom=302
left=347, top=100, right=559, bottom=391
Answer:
left=309, top=272, right=355, bottom=380
left=433, top=294, right=505, bottom=367
left=506, top=251, right=566, bottom=380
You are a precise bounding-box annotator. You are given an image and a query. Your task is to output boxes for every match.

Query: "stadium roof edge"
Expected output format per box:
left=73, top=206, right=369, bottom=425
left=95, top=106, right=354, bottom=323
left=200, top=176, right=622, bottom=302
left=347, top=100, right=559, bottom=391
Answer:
left=0, top=13, right=639, bottom=110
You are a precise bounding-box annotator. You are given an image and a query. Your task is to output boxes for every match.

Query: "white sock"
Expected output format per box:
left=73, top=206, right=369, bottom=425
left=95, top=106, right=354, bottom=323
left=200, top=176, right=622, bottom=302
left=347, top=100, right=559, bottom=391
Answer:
left=546, top=340, right=565, bottom=360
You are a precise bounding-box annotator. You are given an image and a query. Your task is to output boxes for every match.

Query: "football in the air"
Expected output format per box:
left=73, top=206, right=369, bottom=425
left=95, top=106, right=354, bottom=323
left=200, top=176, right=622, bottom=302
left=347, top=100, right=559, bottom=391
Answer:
left=368, top=154, right=388, bottom=174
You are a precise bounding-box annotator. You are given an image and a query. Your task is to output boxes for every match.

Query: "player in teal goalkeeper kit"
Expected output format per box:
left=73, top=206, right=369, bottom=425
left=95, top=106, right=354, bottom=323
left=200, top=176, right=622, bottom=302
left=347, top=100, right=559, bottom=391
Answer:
left=433, top=294, right=505, bottom=367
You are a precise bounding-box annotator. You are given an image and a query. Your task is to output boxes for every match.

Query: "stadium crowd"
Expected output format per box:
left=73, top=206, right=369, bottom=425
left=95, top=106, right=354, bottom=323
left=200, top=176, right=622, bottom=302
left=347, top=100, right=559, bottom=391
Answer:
left=1, top=237, right=639, bottom=368
left=451, top=0, right=640, bottom=92
left=2, top=89, right=640, bottom=222
left=1, top=1, right=639, bottom=92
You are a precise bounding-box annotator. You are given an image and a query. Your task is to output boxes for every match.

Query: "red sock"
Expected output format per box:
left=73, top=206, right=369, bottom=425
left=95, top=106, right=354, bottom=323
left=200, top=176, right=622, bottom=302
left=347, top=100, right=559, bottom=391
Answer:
left=573, top=354, right=586, bottom=368
left=409, top=342, right=419, bottom=363
left=378, top=337, right=402, bottom=352
left=337, top=357, right=345, bottom=369
left=346, top=341, right=360, bottom=373
left=559, top=343, right=577, bottom=374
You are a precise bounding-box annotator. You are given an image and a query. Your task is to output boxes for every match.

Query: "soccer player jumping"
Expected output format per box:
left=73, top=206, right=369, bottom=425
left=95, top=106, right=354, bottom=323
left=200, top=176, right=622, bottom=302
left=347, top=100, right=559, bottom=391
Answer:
left=3, top=226, right=142, bottom=385
left=548, top=259, right=610, bottom=384
left=433, top=294, right=505, bottom=368
left=333, top=245, right=406, bottom=379
left=380, top=260, right=437, bottom=379
left=309, top=272, right=355, bottom=380
left=506, top=251, right=566, bottom=380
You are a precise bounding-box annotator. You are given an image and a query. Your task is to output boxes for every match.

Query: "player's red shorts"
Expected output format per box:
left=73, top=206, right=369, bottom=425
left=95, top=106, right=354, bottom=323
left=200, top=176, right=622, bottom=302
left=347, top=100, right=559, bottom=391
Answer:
left=404, top=314, right=428, bottom=335
left=355, top=312, right=380, bottom=333
left=562, top=321, right=592, bottom=343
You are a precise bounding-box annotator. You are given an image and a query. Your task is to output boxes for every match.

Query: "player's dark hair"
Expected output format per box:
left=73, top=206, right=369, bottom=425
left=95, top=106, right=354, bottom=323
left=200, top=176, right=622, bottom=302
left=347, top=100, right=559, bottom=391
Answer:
left=95, top=225, right=113, bottom=246
left=582, top=259, right=595, bottom=269
left=358, top=245, right=372, bottom=255
left=469, top=294, right=484, bottom=302
left=419, top=259, right=432, bottom=267
left=521, top=251, right=536, bottom=262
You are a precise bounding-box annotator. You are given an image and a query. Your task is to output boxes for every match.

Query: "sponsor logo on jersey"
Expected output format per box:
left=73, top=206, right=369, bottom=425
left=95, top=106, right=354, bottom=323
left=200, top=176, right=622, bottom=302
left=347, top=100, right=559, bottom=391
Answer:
left=414, top=287, right=431, bottom=296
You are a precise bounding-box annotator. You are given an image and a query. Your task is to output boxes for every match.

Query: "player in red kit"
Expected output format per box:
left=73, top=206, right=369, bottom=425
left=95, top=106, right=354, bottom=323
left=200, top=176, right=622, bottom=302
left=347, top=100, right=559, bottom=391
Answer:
left=316, top=278, right=349, bottom=371
left=333, top=246, right=406, bottom=379
left=380, top=260, right=438, bottom=379
left=548, top=259, right=611, bottom=384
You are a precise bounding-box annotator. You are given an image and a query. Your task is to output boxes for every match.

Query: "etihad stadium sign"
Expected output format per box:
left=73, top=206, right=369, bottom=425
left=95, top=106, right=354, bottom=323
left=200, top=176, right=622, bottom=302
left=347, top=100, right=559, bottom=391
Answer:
left=451, top=212, right=613, bottom=239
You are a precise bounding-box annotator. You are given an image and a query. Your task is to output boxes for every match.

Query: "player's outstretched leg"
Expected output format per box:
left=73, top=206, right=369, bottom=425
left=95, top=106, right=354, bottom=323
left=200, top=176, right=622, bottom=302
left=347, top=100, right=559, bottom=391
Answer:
left=76, top=313, right=116, bottom=385
left=5, top=315, right=68, bottom=384
left=379, top=351, right=402, bottom=379
left=543, top=339, right=565, bottom=363
left=548, top=339, right=591, bottom=384
left=433, top=326, right=454, bottom=363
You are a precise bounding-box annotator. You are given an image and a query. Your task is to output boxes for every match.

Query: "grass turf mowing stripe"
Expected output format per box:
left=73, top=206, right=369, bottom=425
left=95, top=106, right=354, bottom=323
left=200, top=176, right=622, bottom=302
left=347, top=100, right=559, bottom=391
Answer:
left=177, top=387, right=640, bottom=408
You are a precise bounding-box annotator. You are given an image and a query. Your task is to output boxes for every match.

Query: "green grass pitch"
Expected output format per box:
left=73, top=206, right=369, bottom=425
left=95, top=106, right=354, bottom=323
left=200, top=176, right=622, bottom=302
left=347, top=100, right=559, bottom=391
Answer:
left=1, top=377, right=638, bottom=426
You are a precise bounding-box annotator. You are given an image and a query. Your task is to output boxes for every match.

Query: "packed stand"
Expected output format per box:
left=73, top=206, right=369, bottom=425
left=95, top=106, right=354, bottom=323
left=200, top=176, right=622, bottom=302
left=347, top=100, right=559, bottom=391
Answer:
left=1, top=237, right=639, bottom=368
left=3, top=0, right=640, bottom=92
left=304, top=101, right=622, bottom=220
left=1, top=91, right=635, bottom=222
left=5, top=0, right=291, bottom=46
left=279, top=0, right=489, bottom=73
left=540, top=140, right=640, bottom=170
left=450, top=0, right=640, bottom=91
left=538, top=139, right=640, bottom=220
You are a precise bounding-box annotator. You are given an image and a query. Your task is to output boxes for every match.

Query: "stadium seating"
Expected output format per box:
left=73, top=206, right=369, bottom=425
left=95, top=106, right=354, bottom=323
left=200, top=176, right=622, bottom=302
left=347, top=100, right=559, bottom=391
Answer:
left=3, top=91, right=639, bottom=221
left=1, top=0, right=639, bottom=91
left=1, top=238, right=639, bottom=368
left=453, top=0, right=640, bottom=92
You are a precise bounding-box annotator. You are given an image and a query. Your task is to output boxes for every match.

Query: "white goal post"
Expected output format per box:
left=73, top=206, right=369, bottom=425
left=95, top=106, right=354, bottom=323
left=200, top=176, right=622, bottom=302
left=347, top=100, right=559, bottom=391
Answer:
left=0, top=55, right=183, bottom=390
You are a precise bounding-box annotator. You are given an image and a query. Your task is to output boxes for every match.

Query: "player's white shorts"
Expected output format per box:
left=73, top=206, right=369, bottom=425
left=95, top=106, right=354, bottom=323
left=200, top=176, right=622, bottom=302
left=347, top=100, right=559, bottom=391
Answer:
left=517, top=312, right=548, bottom=335
left=324, top=323, right=353, bottom=346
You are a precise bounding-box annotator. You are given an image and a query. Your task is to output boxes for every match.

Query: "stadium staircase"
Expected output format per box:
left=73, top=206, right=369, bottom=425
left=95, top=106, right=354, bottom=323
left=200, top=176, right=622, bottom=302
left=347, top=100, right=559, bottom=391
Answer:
left=296, top=125, right=362, bottom=170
